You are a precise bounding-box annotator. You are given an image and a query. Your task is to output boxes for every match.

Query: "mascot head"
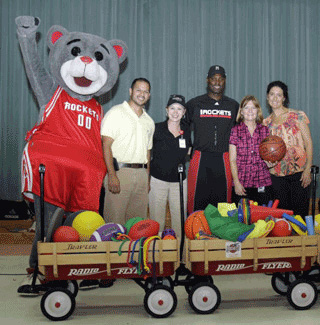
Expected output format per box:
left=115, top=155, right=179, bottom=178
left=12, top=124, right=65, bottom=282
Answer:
left=46, top=25, right=127, bottom=98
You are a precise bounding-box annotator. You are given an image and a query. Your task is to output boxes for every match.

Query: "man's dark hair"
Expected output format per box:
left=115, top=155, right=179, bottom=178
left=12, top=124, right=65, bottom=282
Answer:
left=131, top=78, right=151, bottom=91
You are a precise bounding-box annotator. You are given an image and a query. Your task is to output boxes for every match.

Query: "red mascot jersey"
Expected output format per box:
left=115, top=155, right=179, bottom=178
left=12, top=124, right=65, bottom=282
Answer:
left=22, top=86, right=107, bottom=213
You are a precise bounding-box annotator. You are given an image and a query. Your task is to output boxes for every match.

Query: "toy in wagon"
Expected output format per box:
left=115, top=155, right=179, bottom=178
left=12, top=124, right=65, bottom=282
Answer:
left=15, top=15, right=127, bottom=295
left=184, top=194, right=320, bottom=314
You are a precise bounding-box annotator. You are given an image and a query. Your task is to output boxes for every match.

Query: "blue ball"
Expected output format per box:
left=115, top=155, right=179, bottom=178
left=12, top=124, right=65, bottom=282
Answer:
left=161, top=228, right=176, bottom=239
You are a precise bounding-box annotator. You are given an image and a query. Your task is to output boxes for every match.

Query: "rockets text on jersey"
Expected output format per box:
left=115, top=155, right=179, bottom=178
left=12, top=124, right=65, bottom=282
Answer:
left=200, top=109, right=231, bottom=118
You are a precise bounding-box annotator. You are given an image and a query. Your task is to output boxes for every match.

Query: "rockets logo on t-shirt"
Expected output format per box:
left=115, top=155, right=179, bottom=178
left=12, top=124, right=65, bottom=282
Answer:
left=200, top=109, right=231, bottom=118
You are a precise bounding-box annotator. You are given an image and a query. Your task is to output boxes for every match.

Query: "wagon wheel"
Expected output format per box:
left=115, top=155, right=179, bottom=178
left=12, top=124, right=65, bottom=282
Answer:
left=271, top=272, right=297, bottom=296
left=144, top=284, right=177, bottom=318
left=184, top=274, right=213, bottom=294
left=46, top=280, right=79, bottom=297
left=188, top=282, right=221, bottom=314
left=145, top=276, right=174, bottom=291
left=304, top=266, right=320, bottom=291
left=287, top=278, right=318, bottom=310
left=66, top=280, right=79, bottom=297
left=41, top=288, right=76, bottom=321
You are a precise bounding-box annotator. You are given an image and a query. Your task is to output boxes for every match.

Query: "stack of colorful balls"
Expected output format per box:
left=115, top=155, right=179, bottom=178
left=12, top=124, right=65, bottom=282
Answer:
left=52, top=213, right=175, bottom=243
left=52, top=210, right=126, bottom=243
left=185, top=198, right=318, bottom=242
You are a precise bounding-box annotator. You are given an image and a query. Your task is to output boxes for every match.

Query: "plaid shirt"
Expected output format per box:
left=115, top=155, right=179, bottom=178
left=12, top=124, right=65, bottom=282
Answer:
left=229, top=122, right=272, bottom=188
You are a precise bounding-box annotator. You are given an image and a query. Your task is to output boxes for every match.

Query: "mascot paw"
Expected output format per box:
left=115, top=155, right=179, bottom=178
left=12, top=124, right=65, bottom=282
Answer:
left=15, top=16, right=40, bottom=35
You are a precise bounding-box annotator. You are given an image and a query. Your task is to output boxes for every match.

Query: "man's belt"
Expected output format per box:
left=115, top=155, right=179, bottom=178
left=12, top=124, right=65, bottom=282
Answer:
left=118, top=162, right=148, bottom=169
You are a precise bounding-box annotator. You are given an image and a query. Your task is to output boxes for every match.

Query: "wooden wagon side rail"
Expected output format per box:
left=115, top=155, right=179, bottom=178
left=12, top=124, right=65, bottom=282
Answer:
left=38, top=239, right=179, bottom=278
left=187, top=235, right=320, bottom=274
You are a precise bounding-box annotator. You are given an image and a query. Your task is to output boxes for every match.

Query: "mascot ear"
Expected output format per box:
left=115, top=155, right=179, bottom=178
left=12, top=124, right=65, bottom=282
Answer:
left=108, top=39, right=128, bottom=64
left=47, top=25, right=69, bottom=50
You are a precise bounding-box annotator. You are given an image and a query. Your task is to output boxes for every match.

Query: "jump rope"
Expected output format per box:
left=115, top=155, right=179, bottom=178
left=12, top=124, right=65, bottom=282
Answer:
left=114, top=233, right=161, bottom=276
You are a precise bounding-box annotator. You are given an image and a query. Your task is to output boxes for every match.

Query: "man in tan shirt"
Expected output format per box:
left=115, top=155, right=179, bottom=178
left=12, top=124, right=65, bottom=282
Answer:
left=101, top=78, right=155, bottom=225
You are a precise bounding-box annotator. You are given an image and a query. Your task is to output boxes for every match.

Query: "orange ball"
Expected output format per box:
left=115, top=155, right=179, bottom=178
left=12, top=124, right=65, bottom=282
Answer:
left=185, top=210, right=211, bottom=240
left=269, top=218, right=292, bottom=237
left=162, top=235, right=176, bottom=240
left=53, top=226, right=80, bottom=242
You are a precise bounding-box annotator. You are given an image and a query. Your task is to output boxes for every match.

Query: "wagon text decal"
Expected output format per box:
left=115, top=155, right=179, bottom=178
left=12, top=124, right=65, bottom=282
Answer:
left=68, top=268, right=100, bottom=276
left=66, top=243, right=98, bottom=250
left=215, top=261, right=293, bottom=272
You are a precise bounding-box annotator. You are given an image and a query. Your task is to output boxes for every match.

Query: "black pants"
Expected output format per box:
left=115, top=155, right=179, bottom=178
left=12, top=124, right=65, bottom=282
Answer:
left=232, top=186, right=273, bottom=207
left=271, top=172, right=311, bottom=218
left=188, top=151, right=232, bottom=213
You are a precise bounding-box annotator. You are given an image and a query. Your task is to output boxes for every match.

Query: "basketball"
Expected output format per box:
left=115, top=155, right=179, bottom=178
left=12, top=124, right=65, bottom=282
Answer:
left=185, top=210, right=211, bottom=240
left=269, top=218, right=292, bottom=237
left=89, top=223, right=126, bottom=242
left=259, top=135, right=286, bottom=163
left=72, top=211, right=105, bottom=242
left=53, top=226, right=80, bottom=242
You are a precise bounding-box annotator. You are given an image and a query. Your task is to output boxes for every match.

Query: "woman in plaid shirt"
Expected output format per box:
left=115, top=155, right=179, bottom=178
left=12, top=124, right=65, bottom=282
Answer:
left=229, top=95, right=272, bottom=205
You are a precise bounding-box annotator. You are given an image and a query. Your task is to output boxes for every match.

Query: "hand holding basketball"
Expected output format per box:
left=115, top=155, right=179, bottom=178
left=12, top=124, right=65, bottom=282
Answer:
left=259, top=135, right=286, bottom=163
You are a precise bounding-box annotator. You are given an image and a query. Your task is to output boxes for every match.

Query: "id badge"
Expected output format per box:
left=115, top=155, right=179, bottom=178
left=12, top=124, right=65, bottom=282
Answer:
left=258, top=186, right=265, bottom=193
left=179, top=138, right=186, bottom=148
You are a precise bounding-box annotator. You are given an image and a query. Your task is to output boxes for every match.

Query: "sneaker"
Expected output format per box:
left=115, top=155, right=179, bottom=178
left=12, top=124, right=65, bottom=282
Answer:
left=28, top=221, right=36, bottom=233
left=79, top=280, right=100, bottom=290
left=17, top=268, right=46, bottom=296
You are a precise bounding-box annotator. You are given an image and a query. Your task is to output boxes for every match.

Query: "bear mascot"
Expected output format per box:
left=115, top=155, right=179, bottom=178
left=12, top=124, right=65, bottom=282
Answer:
left=15, top=16, right=127, bottom=294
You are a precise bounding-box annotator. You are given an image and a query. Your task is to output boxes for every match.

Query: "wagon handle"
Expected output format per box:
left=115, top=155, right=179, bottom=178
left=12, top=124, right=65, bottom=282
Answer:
left=39, top=164, right=46, bottom=242
left=178, top=163, right=185, bottom=262
left=310, top=165, right=319, bottom=219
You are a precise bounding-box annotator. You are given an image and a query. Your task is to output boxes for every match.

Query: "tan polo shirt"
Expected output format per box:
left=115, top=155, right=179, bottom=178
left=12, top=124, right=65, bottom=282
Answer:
left=101, top=101, right=155, bottom=164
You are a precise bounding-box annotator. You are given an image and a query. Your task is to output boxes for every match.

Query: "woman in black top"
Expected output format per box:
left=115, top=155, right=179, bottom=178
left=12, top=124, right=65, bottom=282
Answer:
left=149, top=95, right=192, bottom=239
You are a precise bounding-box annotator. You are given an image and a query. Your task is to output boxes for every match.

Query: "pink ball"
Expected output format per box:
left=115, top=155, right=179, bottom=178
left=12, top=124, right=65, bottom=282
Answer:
left=270, top=218, right=292, bottom=237
left=53, top=226, right=80, bottom=242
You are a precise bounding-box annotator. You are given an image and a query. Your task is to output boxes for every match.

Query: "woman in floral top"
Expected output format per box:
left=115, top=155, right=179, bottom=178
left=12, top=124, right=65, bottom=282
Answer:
left=263, top=81, right=313, bottom=218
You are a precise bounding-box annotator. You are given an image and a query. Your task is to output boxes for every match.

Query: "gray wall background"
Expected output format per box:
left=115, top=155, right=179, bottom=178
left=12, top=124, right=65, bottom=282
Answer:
left=1, top=0, right=319, bottom=200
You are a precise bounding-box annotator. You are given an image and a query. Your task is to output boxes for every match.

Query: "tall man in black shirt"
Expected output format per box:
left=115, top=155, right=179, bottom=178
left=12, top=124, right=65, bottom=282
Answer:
left=186, top=65, right=239, bottom=213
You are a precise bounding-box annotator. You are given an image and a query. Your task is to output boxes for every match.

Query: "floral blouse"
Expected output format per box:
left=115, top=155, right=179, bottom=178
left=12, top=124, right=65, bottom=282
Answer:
left=263, top=109, right=309, bottom=177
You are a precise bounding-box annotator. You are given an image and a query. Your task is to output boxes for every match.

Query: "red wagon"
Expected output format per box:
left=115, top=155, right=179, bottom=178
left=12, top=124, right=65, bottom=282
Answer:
left=37, top=238, right=180, bottom=320
left=184, top=235, right=320, bottom=313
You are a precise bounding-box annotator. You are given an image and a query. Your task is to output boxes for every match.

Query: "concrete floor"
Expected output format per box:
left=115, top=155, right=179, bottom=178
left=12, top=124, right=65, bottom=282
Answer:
left=1, top=255, right=320, bottom=324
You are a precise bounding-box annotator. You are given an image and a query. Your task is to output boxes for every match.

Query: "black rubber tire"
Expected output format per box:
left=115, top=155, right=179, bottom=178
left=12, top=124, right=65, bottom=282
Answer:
left=271, top=272, right=297, bottom=296
left=184, top=274, right=213, bottom=294
left=40, top=288, right=76, bottom=321
left=188, top=282, right=221, bottom=314
left=287, top=278, right=318, bottom=310
left=144, top=284, right=177, bottom=318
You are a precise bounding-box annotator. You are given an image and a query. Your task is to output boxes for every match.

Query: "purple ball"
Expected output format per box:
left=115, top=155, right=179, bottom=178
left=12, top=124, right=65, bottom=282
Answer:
left=90, top=223, right=126, bottom=241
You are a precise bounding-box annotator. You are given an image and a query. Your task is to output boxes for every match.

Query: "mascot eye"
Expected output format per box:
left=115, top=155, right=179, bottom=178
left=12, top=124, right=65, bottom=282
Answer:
left=95, top=51, right=104, bottom=61
left=71, top=47, right=81, bottom=56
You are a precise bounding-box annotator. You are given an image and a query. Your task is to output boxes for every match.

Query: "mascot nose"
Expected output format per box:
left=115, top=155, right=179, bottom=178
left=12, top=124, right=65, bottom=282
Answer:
left=80, top=56, right=93, bottom=64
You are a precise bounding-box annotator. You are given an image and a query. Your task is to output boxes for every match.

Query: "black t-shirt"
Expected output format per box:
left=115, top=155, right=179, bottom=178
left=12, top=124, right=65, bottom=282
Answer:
left=186, top=94, right=239, bottom=152
left=150, top=121, right=192, bottom=182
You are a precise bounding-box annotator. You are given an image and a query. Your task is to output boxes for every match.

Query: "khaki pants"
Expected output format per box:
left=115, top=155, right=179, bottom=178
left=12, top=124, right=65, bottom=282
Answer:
left=148, top=176, right=187, bottom=240
left=103, top=168, right=148, bottom=225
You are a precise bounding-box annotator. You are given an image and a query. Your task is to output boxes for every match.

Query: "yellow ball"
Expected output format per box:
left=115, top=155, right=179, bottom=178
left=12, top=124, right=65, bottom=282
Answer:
left=314, top=214, right=320, bottom=234
left=72, top=211, right=105, bottom=242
